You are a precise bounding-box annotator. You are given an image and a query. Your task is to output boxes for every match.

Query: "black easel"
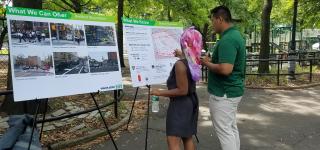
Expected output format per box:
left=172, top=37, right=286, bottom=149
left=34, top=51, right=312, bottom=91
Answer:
left=28, top=91, right=119, bottom=150
left=145, top=85, right=151, bottom=150
left=28, top=99, right=40, bottom=150
left=90, top=91, right=118, bottom=150
left=126, top=87, right=139, bottom=130
left=126, top=85, right=151, bottom=150
left=126, top=85, right=200, bottom=149
left=39, top=99, right=48, bottom=140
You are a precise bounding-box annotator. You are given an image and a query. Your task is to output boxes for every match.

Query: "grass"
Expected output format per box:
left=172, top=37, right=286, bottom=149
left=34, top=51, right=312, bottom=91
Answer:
left=295, top=65, right=320, bottom=73
left=245, top=72, right=320, bottom=87
left=245, top=75, right=288, bottom=87
left=246, top=74, right=320, bottom=88
left=248, top=64, right=320, bottom=74
left=245, top=64, right=320, bottom=87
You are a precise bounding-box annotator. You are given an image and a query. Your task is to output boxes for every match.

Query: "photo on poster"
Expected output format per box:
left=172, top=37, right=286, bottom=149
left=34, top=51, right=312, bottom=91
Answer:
left=12, top=51, right=54, bottom=77
left=85, top=25, right=116, bottom=46
left=151, top=28, right=182, bottom=60
left=53, top=52, right=89, bottom=75
left=9, top=20, right=50, bottom=46
left=88, top=51, right=119, bottom=73
left=50, top=23, right=86, bottom=46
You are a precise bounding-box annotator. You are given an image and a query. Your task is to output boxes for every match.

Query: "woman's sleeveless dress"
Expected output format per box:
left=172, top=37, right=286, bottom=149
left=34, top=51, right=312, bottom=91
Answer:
left=166, top=59, right=199, bottom=138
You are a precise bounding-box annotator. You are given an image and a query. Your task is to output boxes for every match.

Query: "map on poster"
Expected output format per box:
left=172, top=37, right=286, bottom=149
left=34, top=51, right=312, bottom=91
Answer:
left=123, top=18, right=183, bottom=87
left=6, top=7, right=123, bottom=101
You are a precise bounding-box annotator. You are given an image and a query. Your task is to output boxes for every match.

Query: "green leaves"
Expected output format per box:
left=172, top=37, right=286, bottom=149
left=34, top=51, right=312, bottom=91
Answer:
left=41, top=0, right=319, bottom=33
left=300, top=0, right=320, bottom=28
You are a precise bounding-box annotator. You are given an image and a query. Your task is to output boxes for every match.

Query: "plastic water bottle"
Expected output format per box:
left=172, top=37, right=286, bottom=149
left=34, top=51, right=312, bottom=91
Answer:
left=151, top=96, right=159, bottom=113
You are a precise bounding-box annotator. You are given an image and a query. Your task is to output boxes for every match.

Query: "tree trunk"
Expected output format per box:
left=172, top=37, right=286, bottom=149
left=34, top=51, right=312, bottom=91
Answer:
left=13, top=0, right=42, bottom=9
left=258, top=0, right=272, bottom=74
left=71, top=0, right=82, bottom=13
left=202, top=23, right=209, bottom=51
left=167, top=0, right=172, bottom=21
left=117, top=0, right=125, bottom=67
left=288, top=0, right=298, bottom=80
left=1, top=0, right=44, bottom=115
left=0, top=27, right=7, bottom=50
left=167, top=9, right=172, bottom=21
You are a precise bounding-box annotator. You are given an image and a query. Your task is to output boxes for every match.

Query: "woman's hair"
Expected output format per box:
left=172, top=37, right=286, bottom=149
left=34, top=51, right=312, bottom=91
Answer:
left=180, top=27, right=203, bottom=81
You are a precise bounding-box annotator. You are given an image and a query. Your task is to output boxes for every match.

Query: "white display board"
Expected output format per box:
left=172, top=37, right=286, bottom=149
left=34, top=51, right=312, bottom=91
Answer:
left=123, top=18, right=183, bottom=87
left=6, top=7, right=123, bottom=101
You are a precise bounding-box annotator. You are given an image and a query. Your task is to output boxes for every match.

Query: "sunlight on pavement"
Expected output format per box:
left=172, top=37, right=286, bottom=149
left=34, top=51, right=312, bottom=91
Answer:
left=242, top=134, right=269, bottom=147
left=259, top=98, right=320, bottom=116
left=237, top=113, right=273, bottom=126
left=198, top=106, right=213, bottom=127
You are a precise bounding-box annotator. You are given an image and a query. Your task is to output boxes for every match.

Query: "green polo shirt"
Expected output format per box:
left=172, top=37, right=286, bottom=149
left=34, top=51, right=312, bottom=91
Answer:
left=208, top=26, right=246, bottom=98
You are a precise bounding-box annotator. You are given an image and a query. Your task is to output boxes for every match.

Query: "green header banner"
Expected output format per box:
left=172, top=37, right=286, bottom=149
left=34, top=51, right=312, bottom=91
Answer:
left=6, top=7, right=116, bottom=22
left=122, top=17, right=183, bottom=27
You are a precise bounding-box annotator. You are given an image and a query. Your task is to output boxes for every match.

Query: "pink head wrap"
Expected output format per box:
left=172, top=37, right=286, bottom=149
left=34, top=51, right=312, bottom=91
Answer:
left=180, top=27, right=203, bottom=81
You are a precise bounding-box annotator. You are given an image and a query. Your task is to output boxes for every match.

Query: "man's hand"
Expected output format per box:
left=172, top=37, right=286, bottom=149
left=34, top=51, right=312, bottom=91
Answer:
left=202, top=55, right=234, bottom=76
left=201, top=55, right=211, bottom=66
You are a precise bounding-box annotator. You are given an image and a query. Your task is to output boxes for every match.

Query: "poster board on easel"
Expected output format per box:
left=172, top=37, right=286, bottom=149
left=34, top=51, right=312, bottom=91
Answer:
left=6, top=7, right=123, bottom=101
left=123, top=18, right=183, bottom=87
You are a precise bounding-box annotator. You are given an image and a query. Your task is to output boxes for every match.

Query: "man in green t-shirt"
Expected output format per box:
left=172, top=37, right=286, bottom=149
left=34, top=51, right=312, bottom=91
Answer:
left=201, top=6, right=246, bottom=150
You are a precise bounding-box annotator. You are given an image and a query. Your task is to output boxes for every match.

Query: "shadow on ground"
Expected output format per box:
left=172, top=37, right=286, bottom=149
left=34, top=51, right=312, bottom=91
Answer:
left=93, top=84, right=320, bottom=150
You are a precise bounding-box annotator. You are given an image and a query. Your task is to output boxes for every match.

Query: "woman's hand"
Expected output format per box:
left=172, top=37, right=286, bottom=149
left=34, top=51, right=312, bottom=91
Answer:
left=151, top=89, right=162, bottom=96
left=174, top=49, right=183, bottom=58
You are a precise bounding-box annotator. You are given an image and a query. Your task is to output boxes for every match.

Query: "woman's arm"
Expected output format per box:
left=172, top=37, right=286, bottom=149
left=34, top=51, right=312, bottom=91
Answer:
left=151, top=61, right=189, bottom=97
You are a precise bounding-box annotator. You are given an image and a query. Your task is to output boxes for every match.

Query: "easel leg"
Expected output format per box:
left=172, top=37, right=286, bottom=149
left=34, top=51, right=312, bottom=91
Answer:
left=195, top=134, right=200, bottom=143
left=39, top=98, right=48, bottom=140
left=23, top=101, right=28, bottom=113
left=90, top=93, right=118, bottom=150
left=114, top=90, right=118, bottom=118
left=28, top=99, right=41, bottom=150
left=145, top=85, right=151, bottom=150
left=126, top=87, right=139, bottom=130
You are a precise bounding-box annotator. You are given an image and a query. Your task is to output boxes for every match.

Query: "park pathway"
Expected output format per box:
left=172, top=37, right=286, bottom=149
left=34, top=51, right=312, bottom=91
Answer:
left=94, top=84, right=320, bottom=150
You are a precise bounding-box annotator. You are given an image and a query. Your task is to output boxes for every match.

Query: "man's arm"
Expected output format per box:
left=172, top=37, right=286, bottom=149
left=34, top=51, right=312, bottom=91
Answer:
left=201, top=58, right=233, bottom=76
left=201, top=39, right=236, bottom=76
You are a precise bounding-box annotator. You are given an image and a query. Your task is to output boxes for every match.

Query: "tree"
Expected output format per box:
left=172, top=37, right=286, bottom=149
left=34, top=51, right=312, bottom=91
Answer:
left=258, top=0, right=273, bottom=73
left=163, top=0, right=215, bottom=50
left=13, top=0, right=42, bottom=9
left=0, top=5, right=7, bottom=51
left=300, top=0, right=320, bottom=28
left=0, top=27, right=6, bottom=51
left=118, top=0, right=125, bottom=67
left=167, top=0, right=172, bottom=21
left=44, top=0, right=92, bottom=13
left=288, top=0, right=298, bottom=80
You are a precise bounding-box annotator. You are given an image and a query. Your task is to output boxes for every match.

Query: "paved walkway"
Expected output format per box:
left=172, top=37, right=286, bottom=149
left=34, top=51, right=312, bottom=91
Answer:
left=94, top=84, right=320, bottom=150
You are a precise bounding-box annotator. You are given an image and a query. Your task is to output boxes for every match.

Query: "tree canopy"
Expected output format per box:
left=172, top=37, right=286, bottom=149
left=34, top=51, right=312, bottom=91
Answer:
left=0, top=0, right=317, bottom=40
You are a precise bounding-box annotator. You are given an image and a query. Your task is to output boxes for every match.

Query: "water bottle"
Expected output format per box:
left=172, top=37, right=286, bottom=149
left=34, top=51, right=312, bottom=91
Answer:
left=151, top=95, right=159, bottom=113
